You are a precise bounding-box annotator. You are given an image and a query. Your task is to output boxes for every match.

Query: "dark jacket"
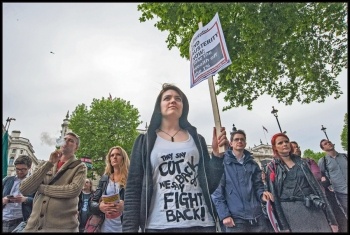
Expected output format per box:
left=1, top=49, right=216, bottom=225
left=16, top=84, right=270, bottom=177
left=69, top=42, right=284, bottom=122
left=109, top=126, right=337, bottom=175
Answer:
left=78, top=190, right=94, bottom=230
left=90, top=174, right=125, bottom=222
left=212, top=149, right=265, bottom=221
left=265, top=155, right=338, bottom=231
left=123, top=131, right=224, bottom=232
left=2, top=175, right=34, bottom=221
left=122, top=87, right=224, bottom=232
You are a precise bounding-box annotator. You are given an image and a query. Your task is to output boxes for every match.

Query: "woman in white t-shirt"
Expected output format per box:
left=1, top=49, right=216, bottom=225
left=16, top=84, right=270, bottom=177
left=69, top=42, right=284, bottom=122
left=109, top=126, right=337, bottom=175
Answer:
left=123, top=83, right=228, bottom=233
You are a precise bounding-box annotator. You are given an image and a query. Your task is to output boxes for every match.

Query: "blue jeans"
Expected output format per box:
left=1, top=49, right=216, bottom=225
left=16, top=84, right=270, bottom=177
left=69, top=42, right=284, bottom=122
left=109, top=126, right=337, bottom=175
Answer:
left=2, top=218, right=23, bottom=233
left=335, top=192, right=348, bottom=218
left=224, top=216, right=271, bottom=233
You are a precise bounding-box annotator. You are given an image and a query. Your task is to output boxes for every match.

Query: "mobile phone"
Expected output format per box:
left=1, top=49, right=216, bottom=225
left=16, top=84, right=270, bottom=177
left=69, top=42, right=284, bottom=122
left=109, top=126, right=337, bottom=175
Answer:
left=7, top=195, right=15, bottom=199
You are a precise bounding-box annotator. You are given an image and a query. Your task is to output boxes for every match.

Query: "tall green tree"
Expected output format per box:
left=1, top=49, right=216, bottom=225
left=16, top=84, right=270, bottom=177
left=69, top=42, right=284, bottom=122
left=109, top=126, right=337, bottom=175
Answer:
left=69, top=97, right=142, bottom=177
left=303, top=149, right=325, bottom=162
left=138, top=3, right=347, bottom=110
left=340, top=112, right=348, bottom=151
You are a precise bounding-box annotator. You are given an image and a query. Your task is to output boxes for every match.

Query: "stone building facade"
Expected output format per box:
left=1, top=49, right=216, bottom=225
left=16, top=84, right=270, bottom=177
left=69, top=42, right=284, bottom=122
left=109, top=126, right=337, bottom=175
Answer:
left=3, top=129, right=41, bottom=177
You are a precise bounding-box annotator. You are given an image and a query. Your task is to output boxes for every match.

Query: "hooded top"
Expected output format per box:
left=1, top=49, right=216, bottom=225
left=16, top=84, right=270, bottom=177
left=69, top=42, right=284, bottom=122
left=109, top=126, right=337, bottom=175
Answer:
left=122, top=84, right=224, bottom=232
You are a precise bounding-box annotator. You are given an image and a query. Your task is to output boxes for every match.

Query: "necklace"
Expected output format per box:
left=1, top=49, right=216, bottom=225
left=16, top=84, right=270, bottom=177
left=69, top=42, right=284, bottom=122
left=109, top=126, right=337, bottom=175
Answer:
left=112, top=174, right=117, bottom=193
left=158, top=128, right=181, bottom=142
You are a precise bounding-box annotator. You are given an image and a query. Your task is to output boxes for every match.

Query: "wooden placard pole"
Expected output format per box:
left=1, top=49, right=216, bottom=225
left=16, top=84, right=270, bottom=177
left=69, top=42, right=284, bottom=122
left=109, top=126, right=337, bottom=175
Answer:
left=198, top=22, right=225, bottom=154
left=208, top=76, right=225, bottom=154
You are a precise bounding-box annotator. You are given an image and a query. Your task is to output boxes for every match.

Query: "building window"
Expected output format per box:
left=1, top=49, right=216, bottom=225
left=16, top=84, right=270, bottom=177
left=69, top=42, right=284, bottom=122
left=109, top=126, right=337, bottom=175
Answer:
left=12, top=149, right=17, bottom=154
left=9, top=157, right=15, bottom=166
left=20, top=150, right=24, bottom=154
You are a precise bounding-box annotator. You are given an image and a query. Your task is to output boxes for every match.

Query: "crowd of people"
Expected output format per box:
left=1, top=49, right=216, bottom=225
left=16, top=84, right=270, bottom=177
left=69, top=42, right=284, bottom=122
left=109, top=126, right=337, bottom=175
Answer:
left=2, top=83, right=347, bottom=233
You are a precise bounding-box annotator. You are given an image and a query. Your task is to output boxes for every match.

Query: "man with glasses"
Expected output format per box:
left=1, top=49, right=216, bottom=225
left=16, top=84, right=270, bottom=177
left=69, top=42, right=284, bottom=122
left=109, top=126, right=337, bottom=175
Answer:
left=318, top=139, right=348, bottom=231
left=211, top=129, right=274, bottom=232
left=2, top=155, right=34, bottom=232
left=19, top=132, right=87, bottom=232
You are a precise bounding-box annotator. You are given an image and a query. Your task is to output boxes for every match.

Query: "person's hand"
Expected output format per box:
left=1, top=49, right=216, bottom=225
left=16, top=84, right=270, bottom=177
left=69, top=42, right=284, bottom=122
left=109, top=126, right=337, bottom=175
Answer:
left=105, top=210, right=122, bottom=219
left=212, top=127, right=228, bottom=157
left=223, top=216, right=235, bottom=227
left=321, top=176, right=326, bottom=182
left=99, top=201, right=112, bottom=214
left=104, top=201, right=123, bottom=219
left=330, top=225, right=338, bottom=233
left=2, top=197, right=10, bottom=205
left=11, top=194, right=25, bottom=204
left=49, top=149, right=62, bottom=164
left=114, top=200, right=124, bottom=212
left=262, top=191, right=274, bottom=202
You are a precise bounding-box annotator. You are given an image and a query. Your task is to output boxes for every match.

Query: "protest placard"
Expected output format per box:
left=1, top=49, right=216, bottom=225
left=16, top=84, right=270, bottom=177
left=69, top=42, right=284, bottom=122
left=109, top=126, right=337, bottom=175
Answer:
left=190, top=13, right=231, bottom=88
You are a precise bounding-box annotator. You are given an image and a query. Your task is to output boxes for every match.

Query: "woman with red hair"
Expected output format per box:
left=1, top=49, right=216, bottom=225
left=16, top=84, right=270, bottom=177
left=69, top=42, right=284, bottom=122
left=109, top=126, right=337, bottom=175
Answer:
left=265, top=133, right=338, bottom=232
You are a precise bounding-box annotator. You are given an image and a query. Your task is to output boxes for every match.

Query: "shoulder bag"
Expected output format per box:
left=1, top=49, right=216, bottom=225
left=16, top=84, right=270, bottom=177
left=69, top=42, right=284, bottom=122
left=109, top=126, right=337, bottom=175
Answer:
left=84, top=214, right=104, bottom=233
left=84, top=175, right=109, bottom=233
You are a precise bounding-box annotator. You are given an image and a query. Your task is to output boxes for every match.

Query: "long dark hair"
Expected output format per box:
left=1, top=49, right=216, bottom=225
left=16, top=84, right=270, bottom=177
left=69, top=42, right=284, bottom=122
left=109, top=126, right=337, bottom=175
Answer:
left=148, top=83, right=191, bottom=133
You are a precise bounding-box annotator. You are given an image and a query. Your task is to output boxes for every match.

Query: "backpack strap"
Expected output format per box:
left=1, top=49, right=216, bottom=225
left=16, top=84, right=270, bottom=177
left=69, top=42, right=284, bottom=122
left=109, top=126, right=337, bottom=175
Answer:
left=342, top=153, right=348, bottom=159
left=322, top=156, right=329, bottom=176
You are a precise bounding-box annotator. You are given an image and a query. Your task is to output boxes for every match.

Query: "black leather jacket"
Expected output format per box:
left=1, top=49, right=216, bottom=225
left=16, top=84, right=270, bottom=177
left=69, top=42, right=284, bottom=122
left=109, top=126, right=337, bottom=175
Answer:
left=90, top=174, right=125, bottom=222
left=265, top=155, right=338, bottom=231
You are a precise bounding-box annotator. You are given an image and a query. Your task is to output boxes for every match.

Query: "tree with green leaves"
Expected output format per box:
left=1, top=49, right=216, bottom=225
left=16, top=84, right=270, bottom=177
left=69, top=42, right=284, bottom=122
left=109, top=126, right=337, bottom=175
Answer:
left=340, top=112, right=348, bottom=151
left=138, top=3, right=347, bottom=110
left=303, top=149, right=325, bottom=162
left=69, top=97, right=142, bottom=178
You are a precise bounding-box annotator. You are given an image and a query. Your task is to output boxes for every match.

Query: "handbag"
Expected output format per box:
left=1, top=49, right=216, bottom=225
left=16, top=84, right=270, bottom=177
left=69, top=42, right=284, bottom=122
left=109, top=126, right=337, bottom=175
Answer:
left=11, top=221, right=27, bottom=233
left=84, top=214, right=104, bottom=233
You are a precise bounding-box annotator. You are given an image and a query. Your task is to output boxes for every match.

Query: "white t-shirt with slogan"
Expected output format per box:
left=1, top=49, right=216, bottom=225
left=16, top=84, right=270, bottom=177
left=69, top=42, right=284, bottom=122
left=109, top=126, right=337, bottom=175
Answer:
left=146, top=133, right=214, bottom=229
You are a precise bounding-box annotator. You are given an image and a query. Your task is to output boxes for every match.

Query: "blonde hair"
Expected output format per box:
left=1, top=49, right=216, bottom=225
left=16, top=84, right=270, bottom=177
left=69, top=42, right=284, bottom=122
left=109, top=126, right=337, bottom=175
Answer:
left=104, top=146, right=130, bottom=187
left=85, top=178, right=95, bottom=193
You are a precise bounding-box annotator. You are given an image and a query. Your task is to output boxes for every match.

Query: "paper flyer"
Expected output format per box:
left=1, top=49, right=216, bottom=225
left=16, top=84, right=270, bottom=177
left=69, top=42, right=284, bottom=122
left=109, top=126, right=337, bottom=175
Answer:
left=101, top=193, right=120, bottom=203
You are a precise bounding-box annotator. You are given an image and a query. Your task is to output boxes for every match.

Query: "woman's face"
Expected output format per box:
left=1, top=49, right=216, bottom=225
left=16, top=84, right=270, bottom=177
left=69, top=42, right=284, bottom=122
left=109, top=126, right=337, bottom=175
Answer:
left=83, top=179, right=91, bottom=190
left=110, top=148, right=123, bottom=168
left=160, top=89, right=183, bottom=119
left=274, top=136, right=291, bottom=156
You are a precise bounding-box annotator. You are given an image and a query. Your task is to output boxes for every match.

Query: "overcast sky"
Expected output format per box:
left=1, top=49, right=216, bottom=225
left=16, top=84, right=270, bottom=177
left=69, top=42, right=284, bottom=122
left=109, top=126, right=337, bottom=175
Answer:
left=3, top=3, right=348, bottom=161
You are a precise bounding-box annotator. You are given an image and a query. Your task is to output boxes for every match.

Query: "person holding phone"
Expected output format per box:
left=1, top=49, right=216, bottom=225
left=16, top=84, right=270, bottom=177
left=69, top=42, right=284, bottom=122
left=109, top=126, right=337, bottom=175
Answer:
left=2, top=155, right=34, bottom=232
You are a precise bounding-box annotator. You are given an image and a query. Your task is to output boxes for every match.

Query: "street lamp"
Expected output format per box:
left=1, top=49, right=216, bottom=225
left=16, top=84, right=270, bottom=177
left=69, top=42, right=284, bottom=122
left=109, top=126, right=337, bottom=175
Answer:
left=321, top=125, right=329, bottom=140
left=5, top=117, right=16, bottom=131
left=230, top=123, right=237, bottom=135
left=271, top=106, right=283, bottom=133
